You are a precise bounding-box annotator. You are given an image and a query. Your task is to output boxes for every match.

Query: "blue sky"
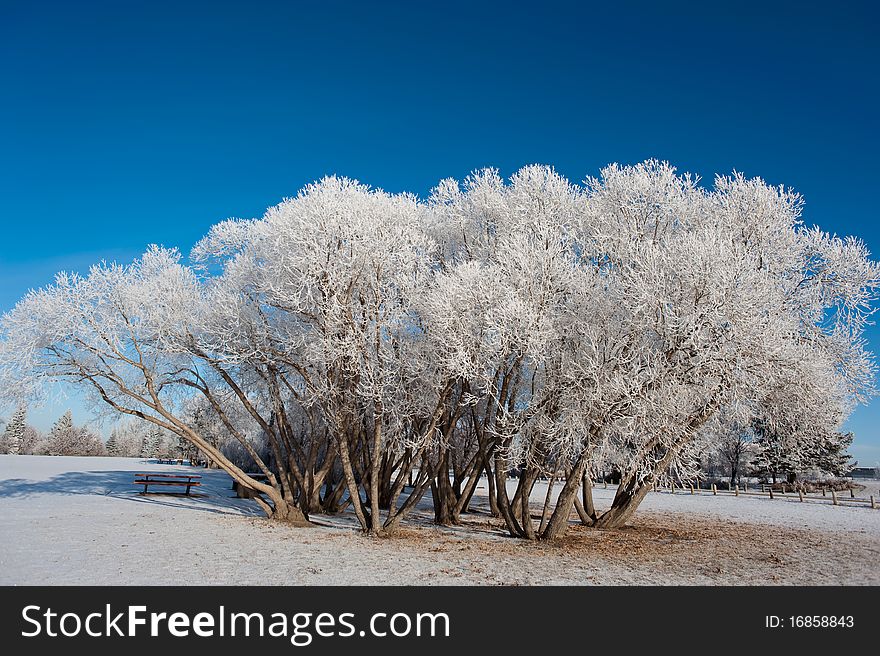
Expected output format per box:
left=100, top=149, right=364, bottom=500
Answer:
left=1, top=1, right=878, bottom=464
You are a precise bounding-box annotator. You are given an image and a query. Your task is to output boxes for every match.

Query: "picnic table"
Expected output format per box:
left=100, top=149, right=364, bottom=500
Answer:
left=232, top=472, right=270, bottom=498
left=134, top=473, right=202, bottom=495
left=156, top=458, right=188, bottom=465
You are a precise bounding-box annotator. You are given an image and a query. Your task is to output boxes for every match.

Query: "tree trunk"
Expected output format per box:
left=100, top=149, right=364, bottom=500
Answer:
left=377, top=452, right=397, bottom=510
left=573, top=495, right=592, bottom=524
left=592, top=473, right=652, bottom=529
left=265, top=492, right=310, bottom=526
left=322, top=475, right=347, bottom=513
left=493, top=450, right=524, bottom=538
left=486, top=462, right=499, bottom=517
left=368, top=415, right=383, bottom=534
left=520, top=466, right=537, bottom=540
left=432, top=449, right=460, bottom=526
left=537, top=467, right=559, bottom=535
left=582, top=471, right=597, bottom=521
left=453, top=450, right=486, bottom=517
left=336, top=428, right=370, bottom=531
left=592, top=405, right=721, bottom=530
left=540, top=453, right=589, bottom=540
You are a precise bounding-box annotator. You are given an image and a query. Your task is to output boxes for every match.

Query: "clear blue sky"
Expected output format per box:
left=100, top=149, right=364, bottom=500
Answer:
left=1, top=1, right=878, bottom=464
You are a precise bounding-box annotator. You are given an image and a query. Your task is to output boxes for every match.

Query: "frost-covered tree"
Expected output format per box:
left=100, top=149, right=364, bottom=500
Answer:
left=46, top=410, right=104, bottom=456
left=2, top=405, right=27, bottom=455
left=106, top=420, right=149, bottom=457
left=701, top=410, right=756, bottom=487
left=809, top=431, right=856, bottom=477
left=46, top=411, right=74, bottom=456
left=147, top=428, right=162, bottom=458
left=0, top=246, right=304, bottom=521
left=752, top=419, right=799, bottom=484
left=0, top=161, right=876, bottom=538
left=148, top=428, right=177, bottom=459
left=421, top=162, right=878, bottom=535
left=778, top=430, right=856, bottom=479
left=584, top=165, right=876, bottom=528
left=105, top=431, right=119, bottom=457
left=717, top=430, right=754, bottom=488
left=191, top=177, right=453, bottom=533
left=418, top=166, right=593, bottom=537
left=20, top=425, right=46, bottom=455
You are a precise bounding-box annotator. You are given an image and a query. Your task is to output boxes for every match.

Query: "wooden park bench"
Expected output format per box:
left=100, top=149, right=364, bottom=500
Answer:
left=134, top=473, right=202, bottom=495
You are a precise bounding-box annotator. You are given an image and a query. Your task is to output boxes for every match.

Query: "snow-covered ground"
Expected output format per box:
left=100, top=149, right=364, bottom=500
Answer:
left=1, top=455, right=878, bottom=585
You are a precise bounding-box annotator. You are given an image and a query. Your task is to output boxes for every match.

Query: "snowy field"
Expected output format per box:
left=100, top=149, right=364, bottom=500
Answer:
left=1, top=455, right=878, bottom=585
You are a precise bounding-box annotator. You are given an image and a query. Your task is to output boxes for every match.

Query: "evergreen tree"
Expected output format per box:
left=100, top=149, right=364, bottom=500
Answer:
left=176, top=435, right=192, bottom=461
left=49, top=410, right=73, bottom=436
left=803, top=431, right=855, bottom=477
left=108, top=421, right=149, bottom=457
left=752, top=418, right=801, bottom=483
left=137, top=427, right=165, bottom=459
left=148, top=429, right=163, bottom=458
left=753, top=418, right=854, bottom=482
left=105, top=432, right=119, bottom=457
left=45, top=410, right=104, bottom=456
left=46, top=410, right=75, bottom=456
left=2, top=405, right=26, bottom=455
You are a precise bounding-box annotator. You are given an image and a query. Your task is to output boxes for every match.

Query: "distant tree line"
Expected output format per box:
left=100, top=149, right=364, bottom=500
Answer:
left=699, top=413, right=856, bottom=487
left=0, top=405, right=184, bottom=459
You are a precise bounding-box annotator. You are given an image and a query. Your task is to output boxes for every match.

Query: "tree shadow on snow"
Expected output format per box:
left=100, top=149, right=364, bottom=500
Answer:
left=0, top=469, right=263, bottom=517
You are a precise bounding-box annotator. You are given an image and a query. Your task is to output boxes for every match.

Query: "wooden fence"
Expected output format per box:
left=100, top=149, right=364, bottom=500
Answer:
left=639, top=480, right=878, bottom=509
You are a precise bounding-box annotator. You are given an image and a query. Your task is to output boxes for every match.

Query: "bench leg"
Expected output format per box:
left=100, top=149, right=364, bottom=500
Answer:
left=143, top=484, right=148, bottom=494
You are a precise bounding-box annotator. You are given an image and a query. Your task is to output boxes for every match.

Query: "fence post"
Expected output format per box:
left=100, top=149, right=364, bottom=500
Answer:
left=822, top=488, right=826, bottom=497
left=798, top=489, right=804, bottom=502
left=734, top=485, right=739, bottom=497
left=850, top=487, right=855, bottom=498
left=871, top=495, right=876, bottom=510
left=690, top=484, right=694, bottom=495
left=832, top=489, right=838, bottom=506
left=769, top=487, right=774, bottom=500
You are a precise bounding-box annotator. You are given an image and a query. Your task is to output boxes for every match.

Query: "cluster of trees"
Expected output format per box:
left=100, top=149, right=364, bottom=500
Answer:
left=702, top=416, right=855, bottom=487
left=106, top=419, right=182, bottom=459
left=0, top=406, right=41, bottom=455
left=1, top=161, right=877, bottom=539
left=0, top=406, right=189, bottom=460
left=0, top=407, right=104, bottom=456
